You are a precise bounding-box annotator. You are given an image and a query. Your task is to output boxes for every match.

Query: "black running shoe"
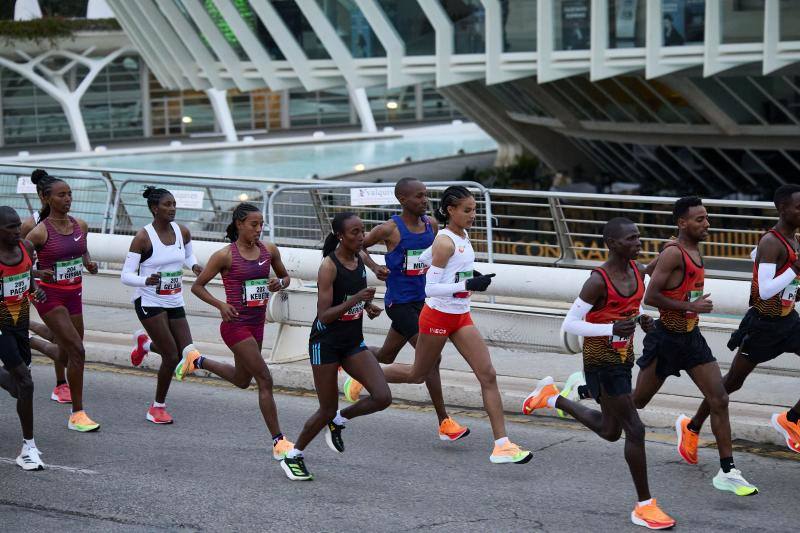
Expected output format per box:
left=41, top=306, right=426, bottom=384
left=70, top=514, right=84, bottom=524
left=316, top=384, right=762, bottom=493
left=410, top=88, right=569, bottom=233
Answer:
left=281, top=456, right=313, bottom=481
left=325, top=420, right=345, bottom=453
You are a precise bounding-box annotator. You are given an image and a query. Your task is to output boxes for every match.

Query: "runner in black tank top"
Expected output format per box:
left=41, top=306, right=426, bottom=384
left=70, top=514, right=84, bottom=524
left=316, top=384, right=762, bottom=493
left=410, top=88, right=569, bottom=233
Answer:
left=281, top=213, right=391, bottom=482
left=687, top=184, right=800, bottom=455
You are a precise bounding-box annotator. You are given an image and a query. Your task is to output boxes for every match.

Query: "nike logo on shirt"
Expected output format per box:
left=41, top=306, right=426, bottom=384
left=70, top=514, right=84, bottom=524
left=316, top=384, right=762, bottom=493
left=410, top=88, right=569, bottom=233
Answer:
left=74, top=236, right=82, bottom=241
left=258, top=260, right=268, bottom=266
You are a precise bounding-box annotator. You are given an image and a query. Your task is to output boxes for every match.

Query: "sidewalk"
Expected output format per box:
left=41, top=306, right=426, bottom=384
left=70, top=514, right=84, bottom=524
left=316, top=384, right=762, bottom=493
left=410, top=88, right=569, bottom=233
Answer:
left=39, top=303, right=798, bottom=449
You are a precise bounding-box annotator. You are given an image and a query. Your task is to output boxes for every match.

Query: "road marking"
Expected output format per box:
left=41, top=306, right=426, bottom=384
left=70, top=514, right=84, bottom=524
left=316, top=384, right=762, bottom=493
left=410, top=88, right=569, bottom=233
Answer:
left=0, top=457, right=98, bottom=475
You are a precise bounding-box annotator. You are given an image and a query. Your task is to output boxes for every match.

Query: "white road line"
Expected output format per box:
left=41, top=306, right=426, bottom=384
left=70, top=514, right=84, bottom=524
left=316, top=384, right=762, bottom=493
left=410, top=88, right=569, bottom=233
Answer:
left=0, top=457, right=98, bottom=474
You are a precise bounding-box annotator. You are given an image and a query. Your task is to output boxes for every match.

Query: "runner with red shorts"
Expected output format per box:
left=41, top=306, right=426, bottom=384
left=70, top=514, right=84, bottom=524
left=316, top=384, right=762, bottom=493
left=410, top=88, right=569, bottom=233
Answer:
left=176, top=203, right=294, bottom=462
left=26, top=176, right=100, bottom=432
left=381, top=186, right=531, bottom=465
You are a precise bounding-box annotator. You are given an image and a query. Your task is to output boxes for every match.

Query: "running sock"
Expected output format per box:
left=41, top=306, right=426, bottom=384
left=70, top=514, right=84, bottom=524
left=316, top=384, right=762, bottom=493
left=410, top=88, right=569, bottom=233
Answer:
left=687, top=419, right=701, bottom=433
left=286, top=448, right=303, bottom=459
left=333, top=411, right=348, bottom=426
left=546, top=395, right=558, bottom=409
left=272, top=433, right=284, bottom=446
left=153, top=401, right=166, bottom=408
left=143, top=340, right=152, bottom=352
left=195, top=356, right=205, bottom=370
left=720, top=457, right=736, bottom=473
left=494, top=437, right=509, bottom=447
left=23, top=438, right=36, bottom=450
left=56, top=380, right=67, bottom=387
left=637, top=499, right=653, bottom=508
left=787, top=407, right=800, bottom=424
left=577, top=385, right=591, bottom=400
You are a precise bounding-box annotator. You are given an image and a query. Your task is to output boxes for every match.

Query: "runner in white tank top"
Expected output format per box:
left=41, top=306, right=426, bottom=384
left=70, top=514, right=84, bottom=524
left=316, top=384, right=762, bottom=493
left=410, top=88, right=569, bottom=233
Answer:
left=382, top=185, right=532, bottom=464
left=121, top=187, right=203, bottom=424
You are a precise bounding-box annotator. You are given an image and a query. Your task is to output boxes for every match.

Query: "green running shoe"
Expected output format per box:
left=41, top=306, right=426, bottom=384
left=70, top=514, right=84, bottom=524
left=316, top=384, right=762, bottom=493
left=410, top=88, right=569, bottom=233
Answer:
left=557, top=371, right=586, bottom=419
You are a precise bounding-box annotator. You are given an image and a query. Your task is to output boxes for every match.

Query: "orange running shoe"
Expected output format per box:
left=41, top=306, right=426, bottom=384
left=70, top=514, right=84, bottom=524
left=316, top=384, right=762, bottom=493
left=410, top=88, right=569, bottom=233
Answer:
left=343, top=376, right=363, bottom=403
left=438, top=417, right=470, bottom=441
left=272, top=436, right=295, bottom=461
left=675, top=414, right=699, bottom=465
left=489, top=440, right=532, bottom=464
left=631, top=499, right=676, bottom=530
left=174, top=347, right=201, bottom=381
left=50, top=383, right=72, bottom=404
left=146, top=404, right=173, bottom=424
left=67, top=410, right=100, bottom=432
left=771, top=412, right=800, bottom=454
left=522, top=376, right=559, bottom=415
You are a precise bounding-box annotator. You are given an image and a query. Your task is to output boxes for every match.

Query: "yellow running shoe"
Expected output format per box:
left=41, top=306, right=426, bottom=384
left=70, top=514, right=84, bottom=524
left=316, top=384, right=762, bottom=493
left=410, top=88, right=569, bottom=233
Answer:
left=343, top=376, right=363, bottom=403
left=489, top=440, right=532, bottom=464
left=67, top=410, right=100, bottom=432
left=438, top=417, right=470, bottom=441
left=630, top=499, right=676, bottom=530
left=556, top=371, right=585, bottom=418
left=522, top=376, right=559, bottom=415
left=272, top=437, right=295, bottom=461
left=174, top=347, right=201, bottom=382
left=771, top=411, right=800, bottom=454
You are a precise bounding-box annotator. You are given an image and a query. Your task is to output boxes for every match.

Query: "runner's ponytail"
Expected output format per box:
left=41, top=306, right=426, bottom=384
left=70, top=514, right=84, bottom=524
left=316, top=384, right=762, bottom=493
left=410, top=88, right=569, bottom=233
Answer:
left=31, top=170, right=64, bottom=221
left=434, top=185, right=472, bottom=224
left=322, top=211, right=357, bottom=257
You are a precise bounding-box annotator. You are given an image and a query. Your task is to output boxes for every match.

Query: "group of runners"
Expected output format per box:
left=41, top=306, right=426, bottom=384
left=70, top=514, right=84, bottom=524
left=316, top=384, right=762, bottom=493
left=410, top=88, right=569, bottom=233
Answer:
left=2, top=170, right=799, bottom=530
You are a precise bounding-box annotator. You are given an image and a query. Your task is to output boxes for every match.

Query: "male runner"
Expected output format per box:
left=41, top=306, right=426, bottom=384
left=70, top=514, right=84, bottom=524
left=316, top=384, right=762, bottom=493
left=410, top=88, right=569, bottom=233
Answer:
left=344, top=177, right=469, bottom=441
left=679, top=184, right=800, bottom=454
left=634, top=196, right=757, bottom=496
left=0, top=206, right=46, bottom=470
left=523, top=218, right=675, bottom=530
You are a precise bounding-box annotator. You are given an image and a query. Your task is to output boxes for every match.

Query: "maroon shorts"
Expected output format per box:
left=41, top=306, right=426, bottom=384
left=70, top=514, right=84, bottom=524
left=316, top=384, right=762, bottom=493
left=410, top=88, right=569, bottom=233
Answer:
left=220, top=321, right=264, bottom=348
left=34, top=285, right=82, bottom=317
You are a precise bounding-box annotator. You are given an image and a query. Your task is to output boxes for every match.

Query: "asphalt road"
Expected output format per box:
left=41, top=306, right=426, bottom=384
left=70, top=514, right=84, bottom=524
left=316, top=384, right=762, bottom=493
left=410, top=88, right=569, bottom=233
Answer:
left=0, top=362, right=796, bottom=532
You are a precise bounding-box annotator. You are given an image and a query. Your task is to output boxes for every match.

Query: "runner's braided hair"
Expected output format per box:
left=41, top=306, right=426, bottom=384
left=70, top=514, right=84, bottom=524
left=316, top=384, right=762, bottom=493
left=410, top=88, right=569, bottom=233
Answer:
left=226, top=202, right=260, bottom=242
left=142, top=186, right=172, bottom=217
left=434, top=185, right=472, bottom=224
left=322, top=211, right=357, bottom=257
left=30, top=169, right=65, bottom=221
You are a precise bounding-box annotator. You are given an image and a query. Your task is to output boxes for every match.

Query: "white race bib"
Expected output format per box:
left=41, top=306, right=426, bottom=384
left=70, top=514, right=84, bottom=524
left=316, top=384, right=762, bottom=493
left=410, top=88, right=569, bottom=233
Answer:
left=242, top=278, right=268, bottom=307
left=341, top=295, right=364, bottom=321
left=2, top=272, right=29, bottom=303
left=781, top=278, right=800, bottom=308
left=55, top=257, right=82, bottom=286
left=404, top=249, right=427, bottom=276
left=685, top=289, right=702, bottom=318
left=453, top=270, right=473, bottom=298
left=157, top=270, right=183, bottom=295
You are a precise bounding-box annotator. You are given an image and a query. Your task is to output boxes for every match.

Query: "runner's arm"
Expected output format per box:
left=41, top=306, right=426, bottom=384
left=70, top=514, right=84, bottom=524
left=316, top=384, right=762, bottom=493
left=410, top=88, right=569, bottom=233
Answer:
left=562, top=272, right=614, bottom=337
left=265, top=242, right=290, bottom=291
left=423, top=235, right=464, bottom=297
left=361, top=222, right=391, bottom=279
left=77, top=219, right=97, bottom=273
left=22, top=240, right=45, bottom=302
left=315, top=257, right=372, bottom=324
left=191, top=248, right=231, bottom=311
left=643, top=246, right=694, bottom=311
left=121, top=230, right=151, bottom=287
left=755, top=235, right=797, bottom=299
left=179, top=225, right=201, bottom=274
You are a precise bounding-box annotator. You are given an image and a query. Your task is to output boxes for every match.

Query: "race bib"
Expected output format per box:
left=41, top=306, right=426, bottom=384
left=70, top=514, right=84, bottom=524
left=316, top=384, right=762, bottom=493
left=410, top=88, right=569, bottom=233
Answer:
left=610, top=334, right=632, bottom=362
left=404, top=249, right=427, bottom=276
left=157, top=270, right=182, bottom=295
left=55, top=257, right=82, bottom=286
left=781, top=277, right=800, bottom=308
left=340, top=295, right=364, bottom=321
left=242, top=278, right=269, bottom=307
left=685, top=289, right=703, bottom=318
left=453, top=270, right=473, bottom=298
left=2, top=272, right=29, bottom=303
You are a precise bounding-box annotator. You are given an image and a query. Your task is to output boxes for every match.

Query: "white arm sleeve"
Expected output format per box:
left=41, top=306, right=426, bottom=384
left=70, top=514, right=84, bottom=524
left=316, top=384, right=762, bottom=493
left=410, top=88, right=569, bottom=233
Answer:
left=183, top=240, right=199, bottom=269
left=757, top=263, right=798, bottom=300
left=424, top=265, right=466, bottom=297
left=562, top=297, right=615, bottom=337
left=121, top=252, right=147, bottom=287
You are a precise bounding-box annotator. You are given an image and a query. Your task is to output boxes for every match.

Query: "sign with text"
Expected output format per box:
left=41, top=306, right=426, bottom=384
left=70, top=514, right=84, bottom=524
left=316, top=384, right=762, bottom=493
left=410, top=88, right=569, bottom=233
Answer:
left=16, top=176, right=37, bottom=194
left=171, top=189, right=205, bottom=209
left=350, top=187, right=399, bottom=206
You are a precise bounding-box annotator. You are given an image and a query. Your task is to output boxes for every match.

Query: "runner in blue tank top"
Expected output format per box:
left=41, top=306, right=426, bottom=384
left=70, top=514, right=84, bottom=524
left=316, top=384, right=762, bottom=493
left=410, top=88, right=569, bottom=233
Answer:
left=343, top=178, right=469, bottom=442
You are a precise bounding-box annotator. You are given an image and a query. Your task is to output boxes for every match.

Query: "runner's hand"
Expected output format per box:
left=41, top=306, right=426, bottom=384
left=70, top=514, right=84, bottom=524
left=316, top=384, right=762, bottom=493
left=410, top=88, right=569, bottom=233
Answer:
left=373, top=265, right=389, bottom=281
left=366, top=303, right=382, bottom=319
left=219, top=302, right=239, bottom=322
left=612, top=318, right=636, bottom=338
left=37, top=270, right=54, bottom=284
left=638, top=314, right=655, bottom=333
left=84, top=260, right=98, bottom=274
left=688, top=294, right=713, bottom=314
left=145, top=273, right=160, bottom=286
left=192, top=264, right=203, bottom=276
left=31, top=287, right=46, bottom=304
left=356, top=287, right=376, bottom=302
left=465, top=273, right=495, bottom=292
left=268, top=278, right=283, bottom=292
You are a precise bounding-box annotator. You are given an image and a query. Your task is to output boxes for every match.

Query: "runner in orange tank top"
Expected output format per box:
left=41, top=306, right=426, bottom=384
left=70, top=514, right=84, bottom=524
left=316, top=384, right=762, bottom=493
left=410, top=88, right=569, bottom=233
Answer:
left=522, top=217, right=675, bottom=530
left=685, top=184, right=800, bottom=455
left=635, top=196, right=758, bottom=497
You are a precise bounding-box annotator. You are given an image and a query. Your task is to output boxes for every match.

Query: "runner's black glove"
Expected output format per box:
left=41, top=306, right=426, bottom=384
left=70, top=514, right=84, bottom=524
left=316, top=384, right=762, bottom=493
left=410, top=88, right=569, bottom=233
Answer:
left=465, top=273, right=495, bottom=292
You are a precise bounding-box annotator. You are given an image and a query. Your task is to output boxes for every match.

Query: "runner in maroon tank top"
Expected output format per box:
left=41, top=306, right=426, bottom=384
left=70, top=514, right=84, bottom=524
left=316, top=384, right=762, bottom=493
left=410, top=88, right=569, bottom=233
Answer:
left=175, top=203, right=295, bottom=463
left=26, top=176, right=100, bottom=432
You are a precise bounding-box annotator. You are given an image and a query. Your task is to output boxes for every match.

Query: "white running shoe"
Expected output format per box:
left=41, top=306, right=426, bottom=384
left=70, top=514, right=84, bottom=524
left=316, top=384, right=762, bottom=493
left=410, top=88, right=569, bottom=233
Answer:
left=16, top=445, right=44, bottom=471
left=557, top=371, right=586, bottom=418
left=712, top=468, right=758, bottom=496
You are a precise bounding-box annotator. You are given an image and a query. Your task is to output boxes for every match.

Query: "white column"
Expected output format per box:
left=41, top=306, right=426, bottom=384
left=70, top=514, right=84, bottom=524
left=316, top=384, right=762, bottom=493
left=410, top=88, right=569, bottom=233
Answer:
left=61, top=98, right=91, bottom=153
left=206, top=88, right=238, bottom=142
left=349, top=86, right=377, bottom=133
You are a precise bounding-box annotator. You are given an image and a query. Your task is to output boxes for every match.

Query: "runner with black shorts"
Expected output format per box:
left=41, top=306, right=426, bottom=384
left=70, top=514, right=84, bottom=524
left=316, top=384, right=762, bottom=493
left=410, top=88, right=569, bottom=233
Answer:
left=121, top=186, right=203, bottom=424
left=176, top=203, right=294, bottom=462
left=634, top=196, right=757, bottom=496
left=380, top=186, right=531, bottom=465
left=344, top=177, right=469, bottom=441
left=26, top=176, right=100, bottom=433
left=523, top=218, right=675, bottom=530
left=0, top=206, right=46, bottom=470
left=21, top=170, right=68, bottom=404
left=281, top=212, right=391, bottom=481
left=682, top=184, right=800, bottom=454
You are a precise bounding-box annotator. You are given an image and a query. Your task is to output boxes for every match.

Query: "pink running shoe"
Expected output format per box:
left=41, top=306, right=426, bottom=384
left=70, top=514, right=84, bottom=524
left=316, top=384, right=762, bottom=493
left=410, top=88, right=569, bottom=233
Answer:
left=146, top=404, right=173, bottom=424
left=50, top=383, right=72, bottom=404
left=131, top=329, right=150, bottom=367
